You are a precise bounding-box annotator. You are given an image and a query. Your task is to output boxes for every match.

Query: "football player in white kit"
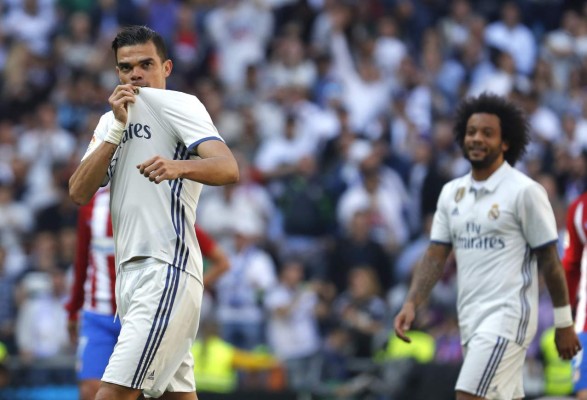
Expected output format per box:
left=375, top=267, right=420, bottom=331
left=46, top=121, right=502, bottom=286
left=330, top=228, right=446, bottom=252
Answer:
left=69, top=26, right=239, bottom=400
left=394, top=93, right=581, bottom=400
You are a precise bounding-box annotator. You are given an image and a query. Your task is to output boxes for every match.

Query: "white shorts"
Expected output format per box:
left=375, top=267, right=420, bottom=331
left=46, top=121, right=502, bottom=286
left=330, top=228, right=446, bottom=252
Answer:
left=456, top=332, right=526, bottom=400
left=102, top=258, right=203, bottom=398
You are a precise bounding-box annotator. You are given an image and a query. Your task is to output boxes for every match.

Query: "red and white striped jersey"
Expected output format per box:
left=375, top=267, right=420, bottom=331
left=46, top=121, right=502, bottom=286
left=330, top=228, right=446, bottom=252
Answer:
left=562, top=192, right=587, bottom=332
left=66, top=187, right=116, bottom=320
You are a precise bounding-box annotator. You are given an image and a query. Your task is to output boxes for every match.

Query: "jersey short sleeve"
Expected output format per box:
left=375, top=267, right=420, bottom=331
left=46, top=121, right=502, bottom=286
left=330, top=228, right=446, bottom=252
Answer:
left=516, top=182, right=558, bottom=249
left=143, top=89, right=224, bottom=153
left=82, top=112, right=112, bottom=161
left=82, top=112, right=117, bottom=186
left=430, top=182, right=453, bottom=245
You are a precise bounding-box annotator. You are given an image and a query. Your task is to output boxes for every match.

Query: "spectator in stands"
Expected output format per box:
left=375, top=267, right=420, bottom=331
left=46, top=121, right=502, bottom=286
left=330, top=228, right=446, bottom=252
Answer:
left=333, top=267, right=387, bottom=359
left=215, top=217, right=277, bottom=350
left=264, top=259, right=321, bottom=392
left=192, top=316, right=279, bottom=394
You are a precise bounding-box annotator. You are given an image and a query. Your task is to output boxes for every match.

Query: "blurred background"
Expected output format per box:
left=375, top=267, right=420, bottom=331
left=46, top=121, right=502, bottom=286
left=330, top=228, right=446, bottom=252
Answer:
left=0, top=0, right=586, bottom=399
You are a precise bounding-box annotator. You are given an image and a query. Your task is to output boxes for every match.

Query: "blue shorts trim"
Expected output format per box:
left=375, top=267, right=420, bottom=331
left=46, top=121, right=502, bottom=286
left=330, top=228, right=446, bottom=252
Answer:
left=77, top=311, right=121, bottom=380
left=574, top=332, right=587, bottom=391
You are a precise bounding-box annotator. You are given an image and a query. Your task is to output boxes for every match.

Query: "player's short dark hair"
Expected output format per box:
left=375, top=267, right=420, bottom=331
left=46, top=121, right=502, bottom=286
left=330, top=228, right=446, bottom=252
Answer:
left=111, top=25, right=168, bottom=63
left=453, top=92, right=530, bottom=165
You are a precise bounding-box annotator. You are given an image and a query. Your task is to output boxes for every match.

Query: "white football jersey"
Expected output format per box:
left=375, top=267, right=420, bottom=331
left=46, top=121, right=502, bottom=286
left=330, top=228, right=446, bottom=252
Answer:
left=431, top=162, right=558, bottom=346
left=84, top=87, right=224, bottom=283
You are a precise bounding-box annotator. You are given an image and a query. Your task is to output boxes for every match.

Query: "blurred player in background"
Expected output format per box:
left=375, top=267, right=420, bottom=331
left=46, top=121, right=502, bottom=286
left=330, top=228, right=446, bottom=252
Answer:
left=395, top=93, right=580, bottom=400
left=562, top=190, right=587, bottom=399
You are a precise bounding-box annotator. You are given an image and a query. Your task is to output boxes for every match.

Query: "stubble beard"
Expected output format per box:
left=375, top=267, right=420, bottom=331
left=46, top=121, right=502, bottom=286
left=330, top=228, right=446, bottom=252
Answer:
left=465, top=149, right=501, bottom=170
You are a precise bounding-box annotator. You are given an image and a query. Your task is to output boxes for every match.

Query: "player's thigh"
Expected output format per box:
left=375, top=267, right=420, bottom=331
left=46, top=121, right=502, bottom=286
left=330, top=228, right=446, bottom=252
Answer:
left=79, top=379, right=101, bottom=400
left=456, top=391, right=484, bottom=400
left=456, top=391, right=523, bottom=400
left=574, top=332, right=587, bottom=394
left=456, top=333, right=525, bottom=400
left=95, top=381, right=142, bottom=400
left=158, top=392, right=198, bottom=400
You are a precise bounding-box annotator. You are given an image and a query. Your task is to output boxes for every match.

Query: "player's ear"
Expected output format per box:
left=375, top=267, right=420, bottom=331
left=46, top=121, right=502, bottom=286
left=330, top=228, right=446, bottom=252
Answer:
left=163, top=59, right=173, bottom=78
left=501, top=140, right=510, bottom=153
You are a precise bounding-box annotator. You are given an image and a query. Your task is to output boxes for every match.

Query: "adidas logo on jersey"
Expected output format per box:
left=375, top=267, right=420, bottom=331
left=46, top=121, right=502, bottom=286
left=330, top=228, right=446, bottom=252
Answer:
left=147, top=371, right=155, bottom=381
left=451, top=207, right=459, bottom=216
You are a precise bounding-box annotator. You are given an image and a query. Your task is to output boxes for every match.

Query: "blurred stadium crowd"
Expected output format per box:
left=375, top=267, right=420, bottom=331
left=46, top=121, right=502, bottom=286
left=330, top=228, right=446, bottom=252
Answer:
left=0, top=0, right=587, bottom=398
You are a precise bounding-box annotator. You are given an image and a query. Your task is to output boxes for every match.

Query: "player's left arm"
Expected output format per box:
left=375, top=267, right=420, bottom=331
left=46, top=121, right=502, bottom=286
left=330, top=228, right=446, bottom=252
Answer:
left=137, top=139, right=239, bottom=185
left=536, top=243, right=582, bottom=360
left=197, top=226, right=230, bottom=287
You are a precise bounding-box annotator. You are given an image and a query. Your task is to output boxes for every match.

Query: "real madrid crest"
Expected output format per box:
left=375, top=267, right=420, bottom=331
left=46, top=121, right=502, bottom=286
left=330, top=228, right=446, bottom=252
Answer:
left=488, top=204, right=500, bottom=220
left=454, top=187, right=465, bottom=203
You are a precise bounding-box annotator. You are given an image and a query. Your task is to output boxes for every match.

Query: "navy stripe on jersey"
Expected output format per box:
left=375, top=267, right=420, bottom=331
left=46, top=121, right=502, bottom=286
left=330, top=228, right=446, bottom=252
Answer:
left=476, top=337, right=508, bottom=397
left=516, top=247, right=532, bottom=344
left=169, top=143, right=189, bottom=270
left=187, top=136, right=223, bottom=154
left=131, top=264, right=179, bottom=388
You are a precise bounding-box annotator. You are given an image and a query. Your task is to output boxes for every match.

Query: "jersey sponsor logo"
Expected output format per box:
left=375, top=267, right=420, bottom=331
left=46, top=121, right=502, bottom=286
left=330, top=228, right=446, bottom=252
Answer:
left=453, top=222, right=506, bottom=249
left=147, top=370, right=155, bottom=381
left=455, top=187, right=466, bottom=202
left=488, top=204, right=500, bottom=220
left=121, top=123, right=152, bottom=143
left=453, top=234, right=506, bottom=249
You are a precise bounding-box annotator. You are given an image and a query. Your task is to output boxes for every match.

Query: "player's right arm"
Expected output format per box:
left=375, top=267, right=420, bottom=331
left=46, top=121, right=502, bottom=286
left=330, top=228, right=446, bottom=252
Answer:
left=65, top=204, right=92, bottom=343
left=395, top=182, right=453, bottom=342
left=69, top=143, right=118, bottom=205
left=69, top=85, right=136, bottom=205
left=394, top=243, right=451, bottom=342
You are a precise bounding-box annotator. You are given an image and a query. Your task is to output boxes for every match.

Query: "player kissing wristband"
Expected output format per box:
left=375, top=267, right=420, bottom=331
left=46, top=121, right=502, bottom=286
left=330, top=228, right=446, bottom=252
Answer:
left=104, top=119, right=126, bottom=146
left=553, top=305, right=574, bottom=328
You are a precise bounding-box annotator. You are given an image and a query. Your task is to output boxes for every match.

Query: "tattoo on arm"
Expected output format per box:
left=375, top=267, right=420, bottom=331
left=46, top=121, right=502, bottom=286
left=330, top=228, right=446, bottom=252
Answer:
left=407, top=243, right=451, bottom=307
left=537, top=244, right=570, bottom=307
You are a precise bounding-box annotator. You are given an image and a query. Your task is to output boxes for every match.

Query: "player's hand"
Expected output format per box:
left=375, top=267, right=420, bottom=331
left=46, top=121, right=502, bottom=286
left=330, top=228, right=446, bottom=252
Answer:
left=137, top=156, right=182, bottom=184
left=67, top=320, right=78, bottom=345
left=394, top=301, right=416, bottom=343
left=108, top=84, right=138, bottom=124
left=555, top=325, right=582, bottom=360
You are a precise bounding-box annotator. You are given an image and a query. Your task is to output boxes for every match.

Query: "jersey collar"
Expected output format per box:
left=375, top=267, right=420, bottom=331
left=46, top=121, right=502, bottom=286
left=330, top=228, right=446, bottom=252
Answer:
left=467, top=161, right=511, bottom=195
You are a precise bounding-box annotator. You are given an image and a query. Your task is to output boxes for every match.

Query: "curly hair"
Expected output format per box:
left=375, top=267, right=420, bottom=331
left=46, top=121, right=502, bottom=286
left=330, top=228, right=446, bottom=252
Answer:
left=453, top=93, right=530, bottom=165
left=111, top=25, right=168, bottom=63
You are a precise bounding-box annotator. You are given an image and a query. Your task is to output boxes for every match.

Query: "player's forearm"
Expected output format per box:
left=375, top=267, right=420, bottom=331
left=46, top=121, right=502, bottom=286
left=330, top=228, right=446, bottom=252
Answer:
left=179, top=157, right=239, bottom=186
left=405, top=244, right=450, bottom=308
left=69, top=143, right=117, bottom=205
left=202, top=252, right=230, bottom=287
left=537, top=245, right=572, bottom=307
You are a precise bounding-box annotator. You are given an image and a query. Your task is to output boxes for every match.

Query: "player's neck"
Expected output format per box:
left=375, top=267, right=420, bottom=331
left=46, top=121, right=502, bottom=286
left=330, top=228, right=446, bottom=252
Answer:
left=471, top=159, right=505, bottom=181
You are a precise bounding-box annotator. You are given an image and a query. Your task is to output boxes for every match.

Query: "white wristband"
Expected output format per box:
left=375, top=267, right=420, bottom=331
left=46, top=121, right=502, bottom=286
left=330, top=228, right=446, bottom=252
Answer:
left=104, top=119, right=126, bottom=146
left=553, top=305, right=573, bottom=328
